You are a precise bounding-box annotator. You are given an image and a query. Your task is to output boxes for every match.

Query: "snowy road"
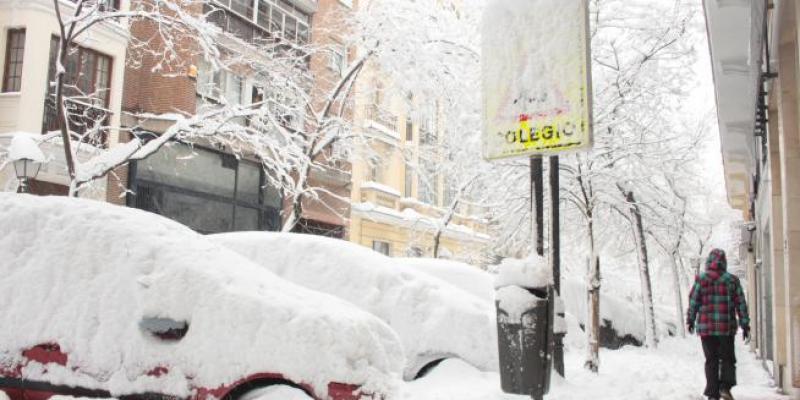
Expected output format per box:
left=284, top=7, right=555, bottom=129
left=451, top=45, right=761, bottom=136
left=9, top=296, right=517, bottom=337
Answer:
left=400, top=337, right=786, bottom=400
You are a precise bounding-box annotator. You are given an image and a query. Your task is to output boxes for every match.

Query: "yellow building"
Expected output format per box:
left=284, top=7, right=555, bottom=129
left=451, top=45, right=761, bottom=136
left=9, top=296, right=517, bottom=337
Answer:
left=347, top=73, right=489, bottom=265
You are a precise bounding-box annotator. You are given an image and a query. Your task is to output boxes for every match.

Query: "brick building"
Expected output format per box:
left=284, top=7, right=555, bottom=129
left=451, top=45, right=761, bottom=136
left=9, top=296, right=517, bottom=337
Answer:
left=118, top=0, right=353, bottom=235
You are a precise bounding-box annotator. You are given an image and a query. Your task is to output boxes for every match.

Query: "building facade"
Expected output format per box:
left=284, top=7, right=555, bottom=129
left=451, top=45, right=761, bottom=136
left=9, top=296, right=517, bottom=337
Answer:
left=705, top=0, right=800, bottom=396
left=0, top=0, right=129, bottom=199
left=347, top=67, right=489, bottom=263
left=118, top=0, right=351, bottom=236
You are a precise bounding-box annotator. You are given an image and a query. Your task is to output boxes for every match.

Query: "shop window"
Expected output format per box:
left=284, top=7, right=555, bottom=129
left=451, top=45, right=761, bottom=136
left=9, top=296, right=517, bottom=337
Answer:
left=3, top=29, right=25, bottom=92
left=130, top=143, right=282, bottom=234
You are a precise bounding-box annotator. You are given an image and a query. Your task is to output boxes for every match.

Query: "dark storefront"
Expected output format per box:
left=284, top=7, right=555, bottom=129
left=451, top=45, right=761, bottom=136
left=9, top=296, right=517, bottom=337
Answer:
left=128, top=143, right=282, bottom=234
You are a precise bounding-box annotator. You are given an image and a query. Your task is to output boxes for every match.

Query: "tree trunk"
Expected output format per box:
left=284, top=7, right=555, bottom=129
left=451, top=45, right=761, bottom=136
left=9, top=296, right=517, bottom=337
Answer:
left=585, top=215, right=600, bottom=373
left=586, top=254, right=601, bottom=373
left=625, top=189, right=658, bottom=348
left=669, top=250, right=686, bottom=338
left=282, top=192, right=304, bottom=233
left=56, top=39, right=78, bottom=196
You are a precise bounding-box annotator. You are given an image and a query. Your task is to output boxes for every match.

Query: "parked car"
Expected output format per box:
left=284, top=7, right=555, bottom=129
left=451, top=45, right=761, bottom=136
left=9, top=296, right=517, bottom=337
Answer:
left=211, top=232, right=499, bottom=381
left=396, top=258, right=495, bottom=302
left=0, top=194, right=404, bottom=400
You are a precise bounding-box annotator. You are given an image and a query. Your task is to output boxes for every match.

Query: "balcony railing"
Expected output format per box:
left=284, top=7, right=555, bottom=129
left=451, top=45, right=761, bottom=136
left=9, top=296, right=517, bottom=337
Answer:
left=366, top=105, right=398, bottom=132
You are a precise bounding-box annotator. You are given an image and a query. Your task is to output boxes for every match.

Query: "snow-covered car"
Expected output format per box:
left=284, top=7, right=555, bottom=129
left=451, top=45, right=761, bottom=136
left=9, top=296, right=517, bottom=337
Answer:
left=0, top=195, right=404, bottom=400
left=211, top=232, right=498, bottom=381
left=395, top=258, right=495, bottom=302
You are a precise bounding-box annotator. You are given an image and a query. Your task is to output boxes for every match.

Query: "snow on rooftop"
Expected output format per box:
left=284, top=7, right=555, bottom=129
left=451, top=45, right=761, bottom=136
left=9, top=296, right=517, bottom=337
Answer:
left=7, top=132, right=46, bottom=163
left=211, top=232, right=499, bottom=380
left=0, top=194, right=403, bottom=397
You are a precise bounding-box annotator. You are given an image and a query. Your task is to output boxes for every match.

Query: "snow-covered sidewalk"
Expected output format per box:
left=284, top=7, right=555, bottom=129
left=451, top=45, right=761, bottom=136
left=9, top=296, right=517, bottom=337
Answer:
left=400, top=337, right=785, bottom=400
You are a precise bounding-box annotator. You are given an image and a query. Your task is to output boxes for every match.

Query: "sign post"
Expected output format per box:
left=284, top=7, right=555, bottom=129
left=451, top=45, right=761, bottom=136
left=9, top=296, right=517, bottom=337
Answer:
left=482, top=0, right=593, bottom=392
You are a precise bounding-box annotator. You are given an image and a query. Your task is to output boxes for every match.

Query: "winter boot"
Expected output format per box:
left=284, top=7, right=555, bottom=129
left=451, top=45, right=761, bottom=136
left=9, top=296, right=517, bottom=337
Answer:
left=720, top=389, right=734, bottom=400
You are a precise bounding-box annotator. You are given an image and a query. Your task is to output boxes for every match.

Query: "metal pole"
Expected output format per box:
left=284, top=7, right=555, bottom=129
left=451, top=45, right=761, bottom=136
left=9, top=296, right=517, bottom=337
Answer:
left=550, top=155, right=565, bottom=377
left=531, top=156, right=544, bottom=257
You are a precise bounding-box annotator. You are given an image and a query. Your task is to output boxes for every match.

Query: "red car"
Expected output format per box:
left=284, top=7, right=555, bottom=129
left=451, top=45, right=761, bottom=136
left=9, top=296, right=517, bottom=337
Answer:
left=0, top=195, right=404, bottom=400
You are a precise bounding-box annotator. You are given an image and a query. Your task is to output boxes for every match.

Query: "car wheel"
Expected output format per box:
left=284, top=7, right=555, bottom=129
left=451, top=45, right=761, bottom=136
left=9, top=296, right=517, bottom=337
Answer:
left=414, top=358, right=447, bottom=379
left=237, top=385, right=314, bottom=400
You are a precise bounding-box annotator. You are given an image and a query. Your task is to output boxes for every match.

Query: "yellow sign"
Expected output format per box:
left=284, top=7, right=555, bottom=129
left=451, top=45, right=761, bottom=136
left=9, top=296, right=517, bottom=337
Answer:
left=482, top=0, right=593, bottom=160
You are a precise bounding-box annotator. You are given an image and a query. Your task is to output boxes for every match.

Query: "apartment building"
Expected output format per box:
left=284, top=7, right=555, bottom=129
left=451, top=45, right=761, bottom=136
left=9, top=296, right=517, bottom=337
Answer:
left=348, top=71, right=489, bottom=263
left=0, top=0, right=128, bottom=199
left=119, top=0, right=352, bottom=235
left=704, top=0, right=800, bottom=396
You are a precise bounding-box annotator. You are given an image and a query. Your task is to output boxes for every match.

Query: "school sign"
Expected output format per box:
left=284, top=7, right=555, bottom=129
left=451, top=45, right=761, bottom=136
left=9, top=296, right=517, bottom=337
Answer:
left=482, top=0, right=593, bottom=160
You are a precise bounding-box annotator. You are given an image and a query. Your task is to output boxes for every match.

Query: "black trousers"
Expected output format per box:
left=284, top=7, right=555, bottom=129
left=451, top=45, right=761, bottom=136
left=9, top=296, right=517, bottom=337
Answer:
left=701, top=335, right=737, bottom=398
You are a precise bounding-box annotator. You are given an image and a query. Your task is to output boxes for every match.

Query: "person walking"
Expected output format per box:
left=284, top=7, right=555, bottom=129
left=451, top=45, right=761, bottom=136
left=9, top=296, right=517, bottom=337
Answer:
left=687, top=248, right=750, bottom=400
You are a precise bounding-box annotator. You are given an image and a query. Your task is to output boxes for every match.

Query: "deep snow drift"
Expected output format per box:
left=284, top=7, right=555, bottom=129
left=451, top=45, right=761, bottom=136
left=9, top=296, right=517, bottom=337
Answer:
left=0, top=195, right=404, bottom=397
left=211, top=232, right=499, bottom=380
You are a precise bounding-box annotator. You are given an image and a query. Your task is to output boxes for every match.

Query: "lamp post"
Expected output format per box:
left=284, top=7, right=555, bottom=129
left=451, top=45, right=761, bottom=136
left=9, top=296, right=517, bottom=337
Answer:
left=13, top=157, right=42, bottom=193
left=8, top=132, right=46, bottom=194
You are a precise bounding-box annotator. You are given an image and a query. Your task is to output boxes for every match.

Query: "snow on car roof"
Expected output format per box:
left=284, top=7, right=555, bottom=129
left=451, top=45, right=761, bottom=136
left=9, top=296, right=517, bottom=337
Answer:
left=211, top=232, right=499, bottom=380
left=0, top=194, right=404, bottom=398
left=395, top=258, right=495, bottom=303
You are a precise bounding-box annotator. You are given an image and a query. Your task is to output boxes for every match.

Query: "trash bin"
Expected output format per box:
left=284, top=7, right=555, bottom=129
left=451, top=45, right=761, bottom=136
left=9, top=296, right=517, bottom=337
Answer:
left=495, top=284, right=555, bottom=400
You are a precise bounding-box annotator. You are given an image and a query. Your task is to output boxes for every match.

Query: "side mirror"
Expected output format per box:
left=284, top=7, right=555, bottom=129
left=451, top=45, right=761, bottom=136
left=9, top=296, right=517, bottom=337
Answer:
left=140, top=317, right=189, bottom=341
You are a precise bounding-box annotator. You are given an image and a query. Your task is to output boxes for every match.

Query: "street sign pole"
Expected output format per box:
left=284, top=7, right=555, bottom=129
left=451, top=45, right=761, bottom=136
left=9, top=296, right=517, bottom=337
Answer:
left=531, top=156, right=544, bottom=257
left=550, top=155, right=565, bottom=377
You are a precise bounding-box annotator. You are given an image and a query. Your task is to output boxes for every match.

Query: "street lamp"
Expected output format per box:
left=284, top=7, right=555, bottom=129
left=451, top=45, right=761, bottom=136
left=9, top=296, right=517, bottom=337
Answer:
left=13, top=157, right=42, bottom=193
left=8, top=133, right=46, bottom=194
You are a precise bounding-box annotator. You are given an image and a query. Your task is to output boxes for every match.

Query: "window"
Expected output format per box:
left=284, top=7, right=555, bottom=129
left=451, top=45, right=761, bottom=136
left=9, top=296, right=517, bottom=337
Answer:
left=196, top=61, right=246, bottom=106
left=284, top=14, right=298, bottom=41
left=404, top=165, right=413, bottom=197
left=373, top=241, right=391, bottom=256
left=3, top=29, right=25, bottom=92
left=225, top=74, right=244, bottom=106
left=329, top=43, right=346, bottom=76
left=98, top=0, right=120, bottom=11
left=230, top=0, right=254, bottom=18
left=418, top=157, right=437, bottom=205
left=68, top=0, right=119, bottom=11
left=131, top=143, right=282, bottom=234
left=270, top=6, right=285, bottom=34
left=369, top=157, right=384, bottom=183
left=43, top=36, right=113, bottom=144
left=209, top=1, right=311, bottom=45
left=405, top=117, right=413, bottom=142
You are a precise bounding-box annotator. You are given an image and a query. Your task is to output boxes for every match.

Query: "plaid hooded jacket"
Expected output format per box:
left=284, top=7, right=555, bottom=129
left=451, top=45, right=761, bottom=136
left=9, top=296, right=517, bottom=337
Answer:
left=687, top=249, right=750, bottom=336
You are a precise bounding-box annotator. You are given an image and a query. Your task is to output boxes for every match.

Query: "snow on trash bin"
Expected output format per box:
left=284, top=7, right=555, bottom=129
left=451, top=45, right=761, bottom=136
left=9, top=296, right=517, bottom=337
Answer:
left=494, top=255, right=553, bottom=290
